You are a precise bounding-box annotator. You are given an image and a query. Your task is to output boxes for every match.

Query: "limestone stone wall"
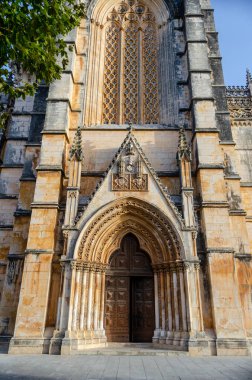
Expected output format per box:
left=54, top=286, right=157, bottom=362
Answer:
left=0, top=0, right=251, bottom=356
left=0, top=85, right=48, bottom=340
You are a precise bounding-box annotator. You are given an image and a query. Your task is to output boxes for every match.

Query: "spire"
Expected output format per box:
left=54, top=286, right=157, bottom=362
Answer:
left=69, top=126, right=83, bottom=161
left=246, top=68, right=252, bottom=87
left=177, top=127, right=191, bottom=161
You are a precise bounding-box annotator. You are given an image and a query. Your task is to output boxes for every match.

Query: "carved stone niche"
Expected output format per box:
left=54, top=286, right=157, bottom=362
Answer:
left=112, top=142, right=148, bottom=191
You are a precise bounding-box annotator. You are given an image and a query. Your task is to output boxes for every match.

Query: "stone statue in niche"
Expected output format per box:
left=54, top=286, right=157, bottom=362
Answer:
left=112, top=142, right=148, bottom=191
left=224, top=153, right=236, bottom=176
left=226, top=183, right=242, bottom=210
left=6, top=259, right=20, bottom=285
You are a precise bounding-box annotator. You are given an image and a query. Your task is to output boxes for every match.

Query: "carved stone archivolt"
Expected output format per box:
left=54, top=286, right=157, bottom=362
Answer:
left=76, top=198, right=183, bottom=264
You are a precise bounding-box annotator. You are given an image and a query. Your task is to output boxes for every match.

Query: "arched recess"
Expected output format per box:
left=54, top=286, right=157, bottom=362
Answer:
left=75, top=197, right=185, bottom=263
left=60, top=197, right=194, bottom=348
left=84, top=0, right=179, bottom=126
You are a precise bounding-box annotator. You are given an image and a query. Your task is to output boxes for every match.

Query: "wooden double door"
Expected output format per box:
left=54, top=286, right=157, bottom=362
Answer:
left=105, top=234, right=155, bottom=342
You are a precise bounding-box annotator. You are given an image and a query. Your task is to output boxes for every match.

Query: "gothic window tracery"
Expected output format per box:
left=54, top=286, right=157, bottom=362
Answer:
left=102, top=1, right=160, bottom=125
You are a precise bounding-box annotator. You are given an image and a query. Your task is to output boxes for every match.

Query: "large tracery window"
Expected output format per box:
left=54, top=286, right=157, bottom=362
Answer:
left=102, top=1, right=160, bottom=125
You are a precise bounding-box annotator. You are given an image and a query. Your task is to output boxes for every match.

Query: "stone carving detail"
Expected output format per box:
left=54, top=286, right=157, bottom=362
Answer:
left=69, top=126, right=83, bottom=161
left=78, top=198, right=181, bottom=262
left=226, top=86, right=250, bottom=97
left=112, top=141, right=148, bottom=191
left=226, top=84, right=252, bottom=122
left=7, top=259, right=22, bottom=285
left=102, top=1, right=159, bottom=124
left=102, top=24, right=120, bottom=124
left=75, top=131, right=184, bottom=228
left=226, top=184, right=242, bottom=210
left=124, top=23, right=139, bottom=124
left=143, top=22, right=159, bottom=124
left=224, top=153, right=236, bottom=176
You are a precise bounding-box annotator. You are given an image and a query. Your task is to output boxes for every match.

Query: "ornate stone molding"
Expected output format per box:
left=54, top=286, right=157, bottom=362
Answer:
left=75, top=131, right=184, bottom=228
left=69, top=126, right=83, bottom=162
left=77, top=198, right=183, bottom=264
left=70, top=260, right=108, bottom=272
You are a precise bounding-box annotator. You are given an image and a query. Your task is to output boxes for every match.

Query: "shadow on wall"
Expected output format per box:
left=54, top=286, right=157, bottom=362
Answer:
left=81, top=130, right=185, bottom=173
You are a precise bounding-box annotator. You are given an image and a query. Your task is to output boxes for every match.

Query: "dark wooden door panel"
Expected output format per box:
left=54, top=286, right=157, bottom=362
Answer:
left=105, top=276, right=129, bottom=342
left=105, top=234, right=155, bottom=343
left=131, top=277, right=155, bottom=342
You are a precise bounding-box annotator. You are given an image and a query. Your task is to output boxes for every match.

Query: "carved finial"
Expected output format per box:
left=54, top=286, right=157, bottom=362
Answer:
left=128, top=123, right=134, bottom=133
left=69, top=126, right=83, bottom=161
left=177, top=126, right=191, bottom=161
left=246, top=68, right=252, bottom=87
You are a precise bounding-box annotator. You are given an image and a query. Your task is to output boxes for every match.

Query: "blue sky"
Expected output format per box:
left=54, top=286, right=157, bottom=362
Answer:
left=211, top=0, right=252, bottom=86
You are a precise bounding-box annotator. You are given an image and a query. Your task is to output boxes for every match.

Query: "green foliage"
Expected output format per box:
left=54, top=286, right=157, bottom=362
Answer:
left=0, top=0, right=86, bottom=127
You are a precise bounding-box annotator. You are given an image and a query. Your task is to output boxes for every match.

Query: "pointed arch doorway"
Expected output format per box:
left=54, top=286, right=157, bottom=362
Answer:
left=105, top=233, right=155, bottom=343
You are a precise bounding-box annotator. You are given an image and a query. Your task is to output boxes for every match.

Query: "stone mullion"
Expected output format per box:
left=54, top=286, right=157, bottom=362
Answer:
left=118, top=27, right=125, bottom=125
left=138, top=27, right=144, bottom=125
left=86, top=22, right=100, bottom=126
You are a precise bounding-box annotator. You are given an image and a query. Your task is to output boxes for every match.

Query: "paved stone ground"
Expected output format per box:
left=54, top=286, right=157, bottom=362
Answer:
left=0, top=354, right=251, bottom=380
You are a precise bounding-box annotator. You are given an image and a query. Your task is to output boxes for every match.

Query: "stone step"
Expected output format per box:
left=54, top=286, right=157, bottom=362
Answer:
left=72, top=344, right=189, bottom=356
left=74, top=349, right=188, bottom=356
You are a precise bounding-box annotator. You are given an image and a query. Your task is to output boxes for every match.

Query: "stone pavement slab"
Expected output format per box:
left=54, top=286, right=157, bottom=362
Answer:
left=0, top=354, right=251, bottom=380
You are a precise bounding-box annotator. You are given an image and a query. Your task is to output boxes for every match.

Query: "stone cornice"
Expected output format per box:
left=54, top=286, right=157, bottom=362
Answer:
left=197, top=163, right=224, bottom=170
left=31, top=202, right=59, bottom=209
left=25, top=249, right=54, bottom=255
left=36, top=165, right=64, bottom=173
left=207, top=248, right=235, bottom=255
left=201, top=201, right=229, bottom=208
left=7, top=254, right=25, bottom=260
left=229, top=209, right=247, bottom=216
left=234, top=253, right=252, bottom=262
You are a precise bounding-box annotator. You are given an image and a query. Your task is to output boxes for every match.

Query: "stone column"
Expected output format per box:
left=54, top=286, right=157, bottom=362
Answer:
left=159, top=270, right=166, bottom=342
left=67, top=263, right=77, bottom=333
left=86, top=269, right=94, bottom=332
left=79, top=268, right=88, bottom=331
left=184, top=260, right=204, bottom=349
left=153, top=271, right=160, bottom=341
left=99, top=270, right=106, bottom=332
left=172, top=267, right=180, bottom=346
left=72, top=266, right=81, bottom=332
left=93, top=271, right=101, bottom=332
left=165, top=269, right=173, bottom=345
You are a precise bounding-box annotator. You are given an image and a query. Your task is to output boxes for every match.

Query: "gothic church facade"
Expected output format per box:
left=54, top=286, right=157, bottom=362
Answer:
left=0, top=0, right=252, bottom=356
